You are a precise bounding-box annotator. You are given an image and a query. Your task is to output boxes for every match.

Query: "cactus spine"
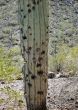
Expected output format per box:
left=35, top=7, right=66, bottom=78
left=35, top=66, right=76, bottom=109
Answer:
left=18, top=0, right=48, bottom=110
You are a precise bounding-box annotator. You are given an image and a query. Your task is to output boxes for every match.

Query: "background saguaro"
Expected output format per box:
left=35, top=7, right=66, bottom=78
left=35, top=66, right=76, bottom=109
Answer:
left=18, top=0, right=48, bottom=110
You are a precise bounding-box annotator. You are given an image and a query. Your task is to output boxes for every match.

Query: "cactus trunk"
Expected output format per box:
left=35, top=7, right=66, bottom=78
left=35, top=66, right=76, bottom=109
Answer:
left=18, top=0, right=48, bottom=110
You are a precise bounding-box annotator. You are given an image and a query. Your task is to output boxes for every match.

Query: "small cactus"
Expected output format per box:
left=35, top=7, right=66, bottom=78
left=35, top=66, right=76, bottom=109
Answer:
left=18, top=0, right=48, bottom=110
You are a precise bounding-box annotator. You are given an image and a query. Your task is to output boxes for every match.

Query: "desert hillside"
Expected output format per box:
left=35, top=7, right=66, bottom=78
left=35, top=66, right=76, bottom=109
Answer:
left=0, top=0, right=78, bottom=110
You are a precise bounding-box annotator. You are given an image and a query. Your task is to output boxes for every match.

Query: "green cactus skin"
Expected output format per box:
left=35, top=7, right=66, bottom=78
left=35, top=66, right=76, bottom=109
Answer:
left=18, top=0, right=48, bottom=110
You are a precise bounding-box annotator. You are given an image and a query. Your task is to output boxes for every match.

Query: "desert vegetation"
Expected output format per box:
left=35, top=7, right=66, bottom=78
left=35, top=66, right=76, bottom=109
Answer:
left=0, top=0, right=78, bottom=110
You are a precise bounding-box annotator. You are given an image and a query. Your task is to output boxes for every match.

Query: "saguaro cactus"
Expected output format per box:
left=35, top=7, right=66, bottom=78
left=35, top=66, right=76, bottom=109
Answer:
left=18, top=0, right=48, bottom=110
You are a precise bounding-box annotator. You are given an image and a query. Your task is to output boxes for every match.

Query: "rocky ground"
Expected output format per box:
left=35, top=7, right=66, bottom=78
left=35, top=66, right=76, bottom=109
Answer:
left=1, top=77, right=78, bottom=110
left=0, top=0, right=78, bottom=110
left=47, top=77, right=78, bottom=110
left=0, top=80, right=27, bottom=110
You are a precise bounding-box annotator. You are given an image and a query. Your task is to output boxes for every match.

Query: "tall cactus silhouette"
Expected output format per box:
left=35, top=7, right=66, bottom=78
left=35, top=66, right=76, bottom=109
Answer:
left=18, top=0, right=48, bottom=110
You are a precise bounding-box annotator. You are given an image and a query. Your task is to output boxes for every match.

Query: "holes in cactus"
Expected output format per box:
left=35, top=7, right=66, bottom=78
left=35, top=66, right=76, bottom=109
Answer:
left=75, top=101, right=78, bottom=108
left=47, top=14, right=49, bottom=17
left=24, top=92, right=27, bottom=96
left=31, top=75, right=36, bottom=79
left=29, top=33, right=32, bottom=36
left=47, top=26, right=49, bottom=29
left=37, top=0, right=39, bottom=4
left=28, top=26, right=31, bottom=29
left=26, top=50, right=30, bottom=54
left=42, top=42, right=45, bottom=45
left=28, top=9, right=31, bottom=13
left=36, top=48, right=40, bottom=52
left=33, top=38, right=35, bottom=41
left=28, top=47, right=32, bottom=51
left=24, top=15, right=26, bottom=18
left=44, top=79, right=47, bottom=83
left=41, top=50, right=45, bottom=55
left=37, top=91, right=43, bottom=95
left=33, top=1, right=36, bottom=5
left=21, top=9, right=23, bottom=12
left=36, top=63, right=41, bottom=67
left=46, top=31, right=48, bottom=34
left=32, top=6, right=35, bottom=10
left=37, top=70, right=43, bottom=75
left=27, top=4, right=30, bottom=7
left=22, top=35, right=27, bottom=39
left=38, top=57, right=43, bottom=61
left=28, top=83, right=32, bottom=87
left=20, top=28, right=23, bottom=33
left=26, top=74, right=29, bottom=77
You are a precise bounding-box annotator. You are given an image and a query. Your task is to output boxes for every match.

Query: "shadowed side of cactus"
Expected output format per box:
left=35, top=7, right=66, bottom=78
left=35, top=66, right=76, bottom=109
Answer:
left=18, top=0, right=49, bottom=110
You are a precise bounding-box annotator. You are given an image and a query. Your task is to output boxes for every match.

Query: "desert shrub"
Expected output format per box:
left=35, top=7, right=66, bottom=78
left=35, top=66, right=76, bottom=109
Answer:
left=0, top=47, right=21, bottom=82
left=70, top=46, right=78, bottom=58
left=49, top=44, right=78, bottom=75
left=64, top=45, right=78, bottom=75
left=48, top=44, right=68, bottom=72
